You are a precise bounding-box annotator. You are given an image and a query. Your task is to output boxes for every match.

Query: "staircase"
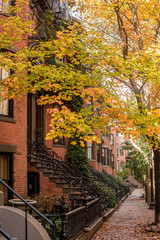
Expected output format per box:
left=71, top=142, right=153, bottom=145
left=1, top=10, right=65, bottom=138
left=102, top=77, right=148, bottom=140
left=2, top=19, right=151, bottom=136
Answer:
left=27, top=141, right=130, bottom=207
left=28, top=141, right=88, bottom=199
left=126, top=175, right=143, bottom=188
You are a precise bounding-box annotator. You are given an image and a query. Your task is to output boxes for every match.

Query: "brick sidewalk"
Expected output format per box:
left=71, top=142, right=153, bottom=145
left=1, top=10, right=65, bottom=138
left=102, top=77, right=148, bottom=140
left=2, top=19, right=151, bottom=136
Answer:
left=92, top=189, right=160, bottom=240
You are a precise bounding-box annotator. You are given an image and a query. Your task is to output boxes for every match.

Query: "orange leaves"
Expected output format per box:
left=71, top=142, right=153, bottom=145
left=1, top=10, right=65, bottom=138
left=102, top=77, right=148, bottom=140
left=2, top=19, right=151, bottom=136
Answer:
left=70, top=141, right=77, bottom=145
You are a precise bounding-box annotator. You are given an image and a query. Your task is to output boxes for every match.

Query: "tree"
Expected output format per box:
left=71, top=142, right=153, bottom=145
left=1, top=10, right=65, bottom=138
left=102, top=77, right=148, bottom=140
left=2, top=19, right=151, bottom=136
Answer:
left=65, top=0, right=160, bottom=224
left=0, top=0, right=117, bottom=146
left=1, top=0, right=160, bottom=225
left=122, top=137, right=149, bottom=184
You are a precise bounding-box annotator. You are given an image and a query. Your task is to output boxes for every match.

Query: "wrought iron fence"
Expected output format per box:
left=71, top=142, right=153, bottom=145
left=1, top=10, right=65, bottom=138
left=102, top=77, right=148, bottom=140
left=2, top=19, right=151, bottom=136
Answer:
left=0, top=179, right=102, bottom=240
left=65, top=198, right=101, bottom=239
left=27, top=140, right=131, bottom=209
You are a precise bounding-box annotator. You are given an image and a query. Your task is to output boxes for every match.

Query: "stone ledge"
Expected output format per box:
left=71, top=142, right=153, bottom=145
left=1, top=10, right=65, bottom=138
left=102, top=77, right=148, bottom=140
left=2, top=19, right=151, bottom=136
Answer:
left=0, top=144, right=17, bottom=153
left=77, top=217, right=103, bottom=240
left=0, top=116, right=16, bottom=123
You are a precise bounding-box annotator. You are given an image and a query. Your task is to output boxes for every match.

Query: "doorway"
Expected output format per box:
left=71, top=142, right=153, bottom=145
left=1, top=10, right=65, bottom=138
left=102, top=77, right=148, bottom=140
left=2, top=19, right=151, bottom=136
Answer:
left=28, top=172, right=39, bottom=197
left=0, top=154, right=13, bottom=203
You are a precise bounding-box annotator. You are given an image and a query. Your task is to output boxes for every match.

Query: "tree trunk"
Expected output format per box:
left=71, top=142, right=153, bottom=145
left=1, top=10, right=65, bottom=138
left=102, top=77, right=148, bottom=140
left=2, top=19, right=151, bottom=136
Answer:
left=147, top=163, right=151, bottom=204
left=154, top=148, right=160, bottom=223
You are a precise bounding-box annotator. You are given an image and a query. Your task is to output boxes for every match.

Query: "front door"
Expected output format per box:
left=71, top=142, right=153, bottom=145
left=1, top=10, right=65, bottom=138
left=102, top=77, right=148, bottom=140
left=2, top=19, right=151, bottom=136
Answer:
left=0, top=154, right=12, bottom=203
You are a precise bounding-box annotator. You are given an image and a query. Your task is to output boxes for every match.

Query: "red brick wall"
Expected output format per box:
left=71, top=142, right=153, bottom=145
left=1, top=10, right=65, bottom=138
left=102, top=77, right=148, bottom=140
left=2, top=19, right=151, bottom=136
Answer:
left=0, top=95, right=28, bottom=197
left=0, top=10, right=29, bottom=197
left=28, top=164, right=63, bottom=196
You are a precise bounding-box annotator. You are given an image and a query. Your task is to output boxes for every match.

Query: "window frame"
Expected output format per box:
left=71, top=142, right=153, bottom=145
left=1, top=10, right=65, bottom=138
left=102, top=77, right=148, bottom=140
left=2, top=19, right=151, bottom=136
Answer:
left=97, top=143, right=102, bottom=164
left=53, top=136, right=66, bottom=146
left=0, top=68, right=13, bottom=118
left=111, top=134, right=114, bottom=146
left=102, top=147, right=107, bottom=166
left=111, top=154, right=114, bottom=169
left=87, top=142, right=94, bottom=160
left=120, top=146, right=124, bottom=156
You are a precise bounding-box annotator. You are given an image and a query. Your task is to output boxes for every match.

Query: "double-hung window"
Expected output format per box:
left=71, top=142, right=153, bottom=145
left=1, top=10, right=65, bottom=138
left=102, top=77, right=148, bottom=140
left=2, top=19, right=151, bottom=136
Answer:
left=87, top=142, right=94, bottom=160
left=102, top=147, right=107, bottom=166
left=0, top=67, right=13, bottom=117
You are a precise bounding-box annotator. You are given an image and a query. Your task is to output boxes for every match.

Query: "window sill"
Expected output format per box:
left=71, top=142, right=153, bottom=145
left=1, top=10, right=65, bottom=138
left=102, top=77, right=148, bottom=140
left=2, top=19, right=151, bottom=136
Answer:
left=89, top=158, right=96, bottom=161
left=52, top=144, right=67, bottom=148
left=0, top=116, right=16, bottom=123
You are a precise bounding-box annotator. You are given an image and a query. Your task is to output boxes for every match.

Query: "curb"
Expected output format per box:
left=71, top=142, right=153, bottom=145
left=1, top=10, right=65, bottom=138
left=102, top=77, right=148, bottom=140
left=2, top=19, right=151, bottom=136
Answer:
left=103, top=193, right=130, bottom=222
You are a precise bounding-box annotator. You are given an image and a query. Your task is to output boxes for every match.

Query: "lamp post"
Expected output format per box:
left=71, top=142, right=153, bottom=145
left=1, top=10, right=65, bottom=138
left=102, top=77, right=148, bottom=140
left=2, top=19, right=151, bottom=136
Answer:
left=149, top=148, right=155, bottom=209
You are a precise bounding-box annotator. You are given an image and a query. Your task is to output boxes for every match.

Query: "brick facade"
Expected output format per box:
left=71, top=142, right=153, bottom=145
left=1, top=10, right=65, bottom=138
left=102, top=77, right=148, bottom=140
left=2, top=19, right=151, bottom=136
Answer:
left=0, top=2, right=128, bottom=200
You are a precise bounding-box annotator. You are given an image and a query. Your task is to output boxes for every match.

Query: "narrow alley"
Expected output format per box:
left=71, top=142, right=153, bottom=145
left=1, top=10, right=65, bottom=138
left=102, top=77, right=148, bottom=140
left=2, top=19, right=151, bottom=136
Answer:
left=92, top=189, right=160, bottom=240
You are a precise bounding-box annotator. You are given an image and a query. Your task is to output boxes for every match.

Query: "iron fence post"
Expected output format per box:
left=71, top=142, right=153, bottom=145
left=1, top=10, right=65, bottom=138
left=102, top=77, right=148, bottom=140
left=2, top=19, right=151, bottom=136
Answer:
left=84, top=196, right=89, bottom=227
left=60, top=197, right=68, bottom=240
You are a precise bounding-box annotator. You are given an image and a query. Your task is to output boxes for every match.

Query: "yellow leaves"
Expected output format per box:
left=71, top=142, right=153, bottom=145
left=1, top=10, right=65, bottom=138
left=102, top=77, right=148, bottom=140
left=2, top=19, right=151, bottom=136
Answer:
left=80, top=141, right=85, bottom=147
left=70, top=141, right=77, bottom=145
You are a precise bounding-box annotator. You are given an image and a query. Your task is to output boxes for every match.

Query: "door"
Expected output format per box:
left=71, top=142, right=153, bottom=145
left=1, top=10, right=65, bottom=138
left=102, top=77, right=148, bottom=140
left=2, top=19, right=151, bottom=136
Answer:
left=28, top=172, right=39, bottom=197
left=0, top=155, right=10, bottom=203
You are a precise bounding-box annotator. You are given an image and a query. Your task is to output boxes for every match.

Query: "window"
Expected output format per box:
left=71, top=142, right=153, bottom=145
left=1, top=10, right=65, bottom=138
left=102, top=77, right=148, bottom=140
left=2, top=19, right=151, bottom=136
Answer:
left=103, top=127, right=111, bottom=139
left=0, top=0, right=14, bottom=11
left=107, top=148, right=111, bottom=165
left=87, top=142, right=94, bottom=159
left=102, top=147, right=111, bottom=166
left=0, top=67, right=13, bottom=117
left=53, top=136, right=65, bottom=145
left=119, top=133, right=124, bottom=142
left=102, top=147, right=107, bottom=166
left=120, top=161, right=124, bottom=171
left=97, top=144, right=102, bottom=163
left=120, top=146, right=124, bottom=156
left=117, top=143, right=119, bottom=155
left=117, top=159, right=120, bottom=170
left=111, top=154, right=114, bottom=169
left=111, top=134, right=114, bottom=146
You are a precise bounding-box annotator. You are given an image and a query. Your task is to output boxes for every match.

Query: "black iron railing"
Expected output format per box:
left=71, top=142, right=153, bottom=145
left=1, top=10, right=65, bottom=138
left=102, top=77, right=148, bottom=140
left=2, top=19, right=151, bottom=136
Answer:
left=0, top=228, right=13, bottom=240
left=0, top=179, right=101, bottom=240
left=0, top=179, right=56, bottom=240
left=65, top=198, right=101, bottom=239
left=27, top=140, right=130, bottom=209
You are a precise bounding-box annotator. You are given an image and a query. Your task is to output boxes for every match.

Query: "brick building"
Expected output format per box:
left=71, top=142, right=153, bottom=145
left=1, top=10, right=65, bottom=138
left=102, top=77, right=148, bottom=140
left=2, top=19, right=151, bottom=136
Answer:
left=0, top=0, right=128, bottom=201
left=87, top=128, right=128, bottom=176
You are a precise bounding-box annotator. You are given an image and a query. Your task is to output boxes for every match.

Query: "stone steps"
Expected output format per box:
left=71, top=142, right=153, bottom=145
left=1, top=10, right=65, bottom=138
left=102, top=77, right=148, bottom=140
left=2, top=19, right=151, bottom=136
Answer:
left=29, top=157, right=86, bottom=199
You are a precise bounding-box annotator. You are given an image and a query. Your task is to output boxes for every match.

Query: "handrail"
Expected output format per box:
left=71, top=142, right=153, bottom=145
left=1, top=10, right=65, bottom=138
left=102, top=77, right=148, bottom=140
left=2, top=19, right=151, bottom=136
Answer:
left=0, top=227, right=13, bottom=240
left=27, top=140, right=130, bottom=208
left=0, top=179, right=54, bottom=240
left=0, top=179, right=53, bottom=226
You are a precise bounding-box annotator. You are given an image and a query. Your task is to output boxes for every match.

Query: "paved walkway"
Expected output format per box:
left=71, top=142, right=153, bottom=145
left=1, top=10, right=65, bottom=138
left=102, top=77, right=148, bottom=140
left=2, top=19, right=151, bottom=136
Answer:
left=92, top=189, right=160, bottom=240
